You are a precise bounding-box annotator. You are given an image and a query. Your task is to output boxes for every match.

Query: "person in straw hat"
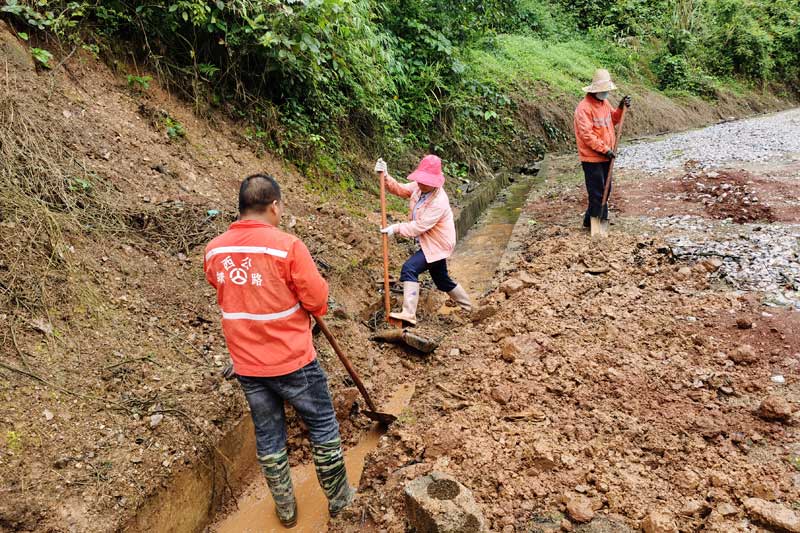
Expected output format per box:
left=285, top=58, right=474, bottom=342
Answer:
left=374, top=155, right=472, bottom=325
left=574, top=68, right=631, bottom=229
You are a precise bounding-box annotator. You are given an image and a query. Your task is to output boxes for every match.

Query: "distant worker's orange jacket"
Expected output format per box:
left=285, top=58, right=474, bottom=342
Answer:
left=204, top=220, right=328, bottom=377
left=574, top=95, right=624, bottom=163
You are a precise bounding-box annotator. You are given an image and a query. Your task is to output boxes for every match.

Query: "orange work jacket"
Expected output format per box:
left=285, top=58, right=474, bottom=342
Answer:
left=574, top=95, right=624, bottom=163
left=204, top=219, right=328, bottom=377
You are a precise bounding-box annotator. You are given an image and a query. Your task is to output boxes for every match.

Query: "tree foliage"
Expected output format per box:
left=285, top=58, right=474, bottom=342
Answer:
left=1, top=0, right=798, bottom=176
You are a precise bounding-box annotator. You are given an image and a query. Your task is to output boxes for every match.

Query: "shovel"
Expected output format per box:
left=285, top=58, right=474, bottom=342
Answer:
left=591, top=106, right=627, bottom=239
left=315, top=316, right=397, bottom=426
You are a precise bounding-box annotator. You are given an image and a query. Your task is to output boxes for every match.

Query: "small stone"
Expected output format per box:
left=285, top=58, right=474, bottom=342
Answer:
left=149, top=413, right=164, bottom=429
left=641, top=511, right=678, bottom=533
left=499, top=278, right=525, bottom=296
left=565, top=495, right=594, bottom=523
left=700, top=258, right=723, bottom=272
left=130, top=456, right=143, bottom=464
left=449, top=348, right=460, bottom=357
left=758, top=395, right=793, bottom=422
left=676, top=266, right=692, bottom=279
left=43, top=409, right=54, bottom=421
left=500, top=338, right=517, bottom=363
left=490, top=386, right=512, bottom=405
left=729, top=344, right=757, bottom=364
left=471, top=304, right=499, bottom=323
left=771, top=375, right=786, bottom=384
left=717, top=503, right=737, bottom=517
left=736, top=318, right=753, bottom=329
left=744, top=498, right=800, bottom=533
left=680, top=499, right=705, bottom=516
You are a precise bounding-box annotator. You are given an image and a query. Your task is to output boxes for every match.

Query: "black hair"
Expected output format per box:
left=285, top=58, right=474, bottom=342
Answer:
left=238, top=174, right=281, bottom=214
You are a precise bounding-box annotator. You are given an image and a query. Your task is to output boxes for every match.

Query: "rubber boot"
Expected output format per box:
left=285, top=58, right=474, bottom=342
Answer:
left=258, top=449, right=297, bottom=527
left=447, top=284, right=473, bottom=313
left=389, top=281, right=419, bottom=326
left=311, top=438, right=356, bottom=516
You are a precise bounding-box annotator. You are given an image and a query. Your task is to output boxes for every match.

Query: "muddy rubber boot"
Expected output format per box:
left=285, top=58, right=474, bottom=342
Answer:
left=311, top=438, right=356, bottom=516
left=389, top=281, right=419, bottom=326
left=258, top=449, right=297, bottom=527
left=447, top=284, right=473, bottom=313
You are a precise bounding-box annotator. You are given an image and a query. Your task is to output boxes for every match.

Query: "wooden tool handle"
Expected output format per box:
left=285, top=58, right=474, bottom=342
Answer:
left=316, top=316, right=379, bottom=412
left=601, top=107, right=627, bottom=207
left=378, top=171, right=392, bottom=321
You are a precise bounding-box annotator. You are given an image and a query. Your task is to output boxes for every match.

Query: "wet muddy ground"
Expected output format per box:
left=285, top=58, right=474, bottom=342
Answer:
left=327, top=110, right=800, bottom=533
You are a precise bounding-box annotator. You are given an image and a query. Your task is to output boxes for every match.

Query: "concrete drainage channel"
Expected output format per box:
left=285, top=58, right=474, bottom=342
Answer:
left=125, top=164, right=544, bottom=533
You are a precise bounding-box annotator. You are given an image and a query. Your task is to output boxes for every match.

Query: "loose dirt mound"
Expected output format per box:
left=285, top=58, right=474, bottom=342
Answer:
left=677, top=165, right=774, bottom=223
left=339, top=224, right=800, bottom=532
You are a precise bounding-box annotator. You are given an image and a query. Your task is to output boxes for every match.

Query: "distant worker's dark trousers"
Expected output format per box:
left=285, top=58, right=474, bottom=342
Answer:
left=582, top=161, right=611, bottom=227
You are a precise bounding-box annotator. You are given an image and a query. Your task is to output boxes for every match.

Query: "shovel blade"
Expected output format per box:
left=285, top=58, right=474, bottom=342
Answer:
left=363, top=410, right=397, bottom=426
left=590, top=216, right=609, bottom=239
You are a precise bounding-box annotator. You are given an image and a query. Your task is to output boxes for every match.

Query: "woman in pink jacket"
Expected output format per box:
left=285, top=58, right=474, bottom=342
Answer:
left=375, top=155, right=472, bottom=325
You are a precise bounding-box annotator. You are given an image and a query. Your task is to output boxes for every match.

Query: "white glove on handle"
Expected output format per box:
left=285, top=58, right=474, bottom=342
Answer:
left=380, top=224, right=397, bottom=236
left=374, top=158, right=387, bottom=174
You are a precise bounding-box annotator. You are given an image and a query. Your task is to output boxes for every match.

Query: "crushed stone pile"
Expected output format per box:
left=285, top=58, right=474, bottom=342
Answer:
left=617, top=108, right=800, bottom=172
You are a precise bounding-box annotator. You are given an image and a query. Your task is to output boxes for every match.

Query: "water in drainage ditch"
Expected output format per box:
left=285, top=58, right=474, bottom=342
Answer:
left=448, top=173, right=541, bottom=296
left=212, top=383, right=415, bottom=532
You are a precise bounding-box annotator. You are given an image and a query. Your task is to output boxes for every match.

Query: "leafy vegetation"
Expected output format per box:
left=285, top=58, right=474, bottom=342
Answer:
left=1, top=0, right=797, bottom=183
left=126, top=74, right=152, bottom=92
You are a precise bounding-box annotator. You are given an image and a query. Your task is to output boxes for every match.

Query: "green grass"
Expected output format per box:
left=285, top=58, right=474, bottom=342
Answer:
left=467, top=34, right=631, bottom=95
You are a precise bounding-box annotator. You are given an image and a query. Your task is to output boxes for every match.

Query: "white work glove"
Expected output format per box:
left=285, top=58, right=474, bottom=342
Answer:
left=374, top=158, right=387, bottom=174
left=380, top=224, right=398, bottom=236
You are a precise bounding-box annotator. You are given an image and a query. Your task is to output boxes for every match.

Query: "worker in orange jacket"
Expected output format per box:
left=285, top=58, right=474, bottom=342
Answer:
left=204, top=174, right=354, bottom=527
left=574, top=68, right=631, bottom=228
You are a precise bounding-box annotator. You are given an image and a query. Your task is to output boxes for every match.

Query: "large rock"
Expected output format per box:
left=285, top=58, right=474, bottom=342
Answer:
left=743, top=498, right=800, bottom=532
left=404, top=472, right=486, bottom=532
left=758, top=395, right=793, bottom=423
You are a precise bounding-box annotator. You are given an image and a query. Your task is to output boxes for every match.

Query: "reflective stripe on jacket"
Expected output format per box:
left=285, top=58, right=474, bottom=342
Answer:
left=574, top=95, right=623, bottom=163
left=385, top=175, right=456, bottom=263
left=204, top=220, right=328, bottom=377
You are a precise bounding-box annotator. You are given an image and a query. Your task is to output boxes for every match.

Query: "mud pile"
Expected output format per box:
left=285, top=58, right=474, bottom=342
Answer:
left=339, top=223, right=800, bottom=532
left=678, top=167, right=773, bottom=223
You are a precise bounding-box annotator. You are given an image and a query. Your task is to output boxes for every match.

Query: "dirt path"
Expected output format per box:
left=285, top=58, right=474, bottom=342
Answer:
left=330, top=109, right=800, bottom=533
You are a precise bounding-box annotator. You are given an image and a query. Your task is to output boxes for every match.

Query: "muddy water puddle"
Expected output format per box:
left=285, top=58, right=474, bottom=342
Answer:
left=449, top=174, right=540, bottom=295
left=211, top=383, right=415, bottom=532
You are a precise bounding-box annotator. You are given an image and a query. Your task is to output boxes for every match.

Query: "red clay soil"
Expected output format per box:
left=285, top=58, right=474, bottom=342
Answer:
left=528, top=162, right=800, bottom=226
left=333, top=225, right=800, bottom=533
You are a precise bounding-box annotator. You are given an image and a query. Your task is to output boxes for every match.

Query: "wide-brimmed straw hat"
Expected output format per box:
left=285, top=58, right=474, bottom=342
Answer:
left=582, top=68, right=617, bottom=93
left=408, top=154, right=445, bottom=188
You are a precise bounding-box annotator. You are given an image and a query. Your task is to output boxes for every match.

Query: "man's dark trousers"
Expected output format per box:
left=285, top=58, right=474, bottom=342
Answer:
left=582, top=160, right=611, bottom=227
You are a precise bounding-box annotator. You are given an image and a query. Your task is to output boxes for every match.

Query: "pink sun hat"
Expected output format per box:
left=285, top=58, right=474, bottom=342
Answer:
left=407, top=155, right=445, bottom=188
